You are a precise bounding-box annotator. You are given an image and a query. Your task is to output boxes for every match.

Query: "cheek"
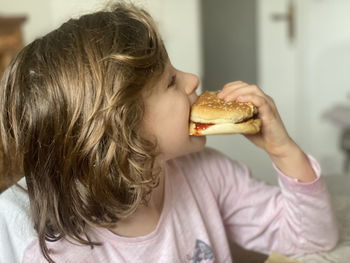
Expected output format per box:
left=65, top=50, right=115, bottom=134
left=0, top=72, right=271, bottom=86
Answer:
left=143, top=93, right=193, bottom=154
left=156, top=107, right=190, bottom=149
left=159, top=98, right=190, bottom=129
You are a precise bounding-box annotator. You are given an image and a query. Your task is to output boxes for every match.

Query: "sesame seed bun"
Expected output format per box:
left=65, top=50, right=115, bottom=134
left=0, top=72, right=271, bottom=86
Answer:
left=189, top=91, right=261, bottom=136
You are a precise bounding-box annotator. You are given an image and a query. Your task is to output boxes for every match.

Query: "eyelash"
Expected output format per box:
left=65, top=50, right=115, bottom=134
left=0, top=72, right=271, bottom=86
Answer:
left=167, top=75, right=176, bottom=88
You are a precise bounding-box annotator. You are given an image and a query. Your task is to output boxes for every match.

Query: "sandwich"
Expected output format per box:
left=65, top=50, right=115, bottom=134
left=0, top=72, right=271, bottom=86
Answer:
left=189, top=91, right=261, bottom=136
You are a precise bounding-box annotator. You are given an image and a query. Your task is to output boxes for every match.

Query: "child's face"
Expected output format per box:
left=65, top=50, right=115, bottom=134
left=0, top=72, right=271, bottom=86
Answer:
left=143, top=62, right=206, bottom=161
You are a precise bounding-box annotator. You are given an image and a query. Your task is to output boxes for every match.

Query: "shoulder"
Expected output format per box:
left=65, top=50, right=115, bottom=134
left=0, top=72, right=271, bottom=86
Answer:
left=0, top=178, right=36, bottom=263
left=22, top=237, right=95, bottom=263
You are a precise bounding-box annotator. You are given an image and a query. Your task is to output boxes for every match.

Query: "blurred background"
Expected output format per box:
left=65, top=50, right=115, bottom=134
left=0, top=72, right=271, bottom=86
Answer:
left=1, top=0, right=350, bottom=187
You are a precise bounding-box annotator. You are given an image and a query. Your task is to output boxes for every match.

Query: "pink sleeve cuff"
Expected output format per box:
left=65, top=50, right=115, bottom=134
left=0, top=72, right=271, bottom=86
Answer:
left=274, top=154, right=326, bottom=193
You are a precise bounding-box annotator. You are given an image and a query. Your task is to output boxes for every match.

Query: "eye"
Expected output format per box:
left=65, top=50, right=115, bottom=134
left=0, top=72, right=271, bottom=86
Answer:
left=167, top=74, right=176, bottom=88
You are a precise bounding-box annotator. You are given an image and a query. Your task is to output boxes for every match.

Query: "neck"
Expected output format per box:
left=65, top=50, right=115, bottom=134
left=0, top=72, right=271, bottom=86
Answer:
left=108, top=162, right=166, bottom=237
left=144, top=165, right=165, bottom=212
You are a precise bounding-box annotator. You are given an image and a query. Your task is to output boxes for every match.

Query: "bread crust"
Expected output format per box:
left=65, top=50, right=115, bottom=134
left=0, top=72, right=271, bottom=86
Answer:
left=189, top=119, right=261, bottom=136
left=190, top=91, right=258, bottom=124
left=189, top=91, right=261, bottom=135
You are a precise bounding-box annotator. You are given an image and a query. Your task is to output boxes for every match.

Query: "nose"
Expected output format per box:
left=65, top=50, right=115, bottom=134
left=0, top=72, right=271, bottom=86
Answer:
left=182, top=72, right=200, bottom=106
left=184, top=72, right=200, bottom=96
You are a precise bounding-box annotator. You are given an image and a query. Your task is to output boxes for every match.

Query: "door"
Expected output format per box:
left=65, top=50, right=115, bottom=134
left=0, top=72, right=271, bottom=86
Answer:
left=258, top=0, right=350, bottom=175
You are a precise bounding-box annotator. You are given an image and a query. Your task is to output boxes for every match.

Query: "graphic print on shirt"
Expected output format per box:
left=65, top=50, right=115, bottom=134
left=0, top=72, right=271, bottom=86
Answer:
left=186, top=239, right=215, bottom=263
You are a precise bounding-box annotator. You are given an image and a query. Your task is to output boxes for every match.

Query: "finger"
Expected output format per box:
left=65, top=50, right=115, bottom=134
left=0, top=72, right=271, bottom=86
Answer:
left=235, top=94, right=277, bottom=120
left=222, top=85, right=266, bottom=102
left=255, top=93, right=278, bottom=113
left=223, top=80, right=245, bottom=88
left=218, top=81, right=248, bottom=98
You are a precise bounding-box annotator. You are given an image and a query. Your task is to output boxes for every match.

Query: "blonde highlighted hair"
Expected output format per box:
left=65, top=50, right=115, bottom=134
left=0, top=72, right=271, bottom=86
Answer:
left=0, top=2, right=167, bottom=262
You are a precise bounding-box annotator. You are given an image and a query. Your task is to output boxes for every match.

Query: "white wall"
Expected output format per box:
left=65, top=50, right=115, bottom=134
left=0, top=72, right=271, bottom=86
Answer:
left=0, top=0, right=52, bottom=44
left=48, top=0, right=106, bottom=29
left=0, top=0, right=108, bottom=43
left=257, top=0, right=350, bottom=180
left=255, top=0, right=299, bottom=184
left=0, top=0, right=202, bottom=79
left=155, top=0, right=203, bottom=79
left=297, top=0, right=350, bottom=175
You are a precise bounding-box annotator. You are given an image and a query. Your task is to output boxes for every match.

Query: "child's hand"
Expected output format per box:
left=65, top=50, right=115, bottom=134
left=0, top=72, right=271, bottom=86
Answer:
left=217, top=81, right=296, bottom=158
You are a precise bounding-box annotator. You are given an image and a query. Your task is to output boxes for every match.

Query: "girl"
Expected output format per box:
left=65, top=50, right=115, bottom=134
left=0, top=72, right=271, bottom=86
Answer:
left=0, top=2, right=338, bottom=263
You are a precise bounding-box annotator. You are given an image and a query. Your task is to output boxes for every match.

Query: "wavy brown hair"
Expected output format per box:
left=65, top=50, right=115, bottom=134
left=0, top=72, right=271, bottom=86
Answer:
left=0, top=2, right=167, bottom=262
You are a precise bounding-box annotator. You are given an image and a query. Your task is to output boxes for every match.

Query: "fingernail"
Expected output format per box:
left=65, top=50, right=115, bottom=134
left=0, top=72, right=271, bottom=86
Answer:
left=237, top=96, right=245, bottom=101
left=217, top=91, right=224, bottom=98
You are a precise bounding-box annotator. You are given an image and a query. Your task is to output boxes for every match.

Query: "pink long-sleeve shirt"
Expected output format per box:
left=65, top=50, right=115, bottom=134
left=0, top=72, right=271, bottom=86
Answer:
left=0, top=147, right=338, bottom=262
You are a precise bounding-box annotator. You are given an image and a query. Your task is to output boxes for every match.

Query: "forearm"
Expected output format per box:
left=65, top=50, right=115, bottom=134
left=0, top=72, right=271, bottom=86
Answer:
left=275, top=157, right=338, bottom=254
left=269, top=141, right=317, bottom=183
